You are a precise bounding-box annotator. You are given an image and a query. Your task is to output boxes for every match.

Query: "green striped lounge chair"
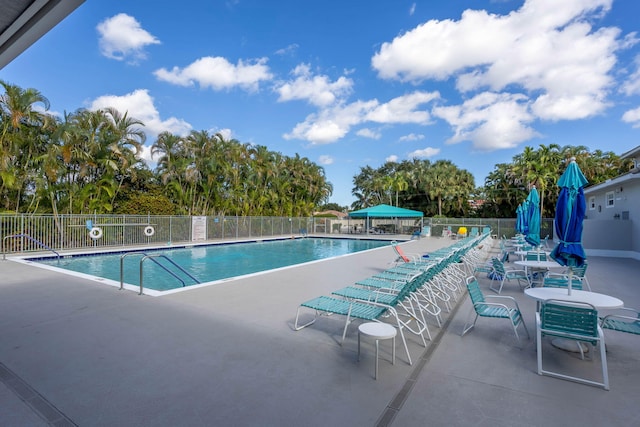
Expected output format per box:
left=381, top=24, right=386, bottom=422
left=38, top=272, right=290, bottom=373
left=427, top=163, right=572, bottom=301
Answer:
left=294, top=282, right=428, bottom=365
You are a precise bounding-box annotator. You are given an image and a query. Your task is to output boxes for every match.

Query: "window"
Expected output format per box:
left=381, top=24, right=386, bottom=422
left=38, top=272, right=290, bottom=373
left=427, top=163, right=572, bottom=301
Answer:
left=588, top=196, right=596, bottom=210
left=606, top=191, right=615, bottom=208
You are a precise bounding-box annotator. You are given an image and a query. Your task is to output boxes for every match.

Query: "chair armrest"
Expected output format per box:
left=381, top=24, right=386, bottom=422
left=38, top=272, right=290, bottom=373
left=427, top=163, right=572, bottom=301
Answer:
left=545, top=272, right=568, bottom=279
left=504, top=267, right=528, bottom=275
left=484, top=294, right=523, bottom=311
left=600, top=307, right=640, bottom=324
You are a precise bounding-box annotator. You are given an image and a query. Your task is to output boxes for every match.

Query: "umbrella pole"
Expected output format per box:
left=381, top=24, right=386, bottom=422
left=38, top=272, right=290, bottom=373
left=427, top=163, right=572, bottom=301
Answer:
left=568, top=269, right=573, bottom=296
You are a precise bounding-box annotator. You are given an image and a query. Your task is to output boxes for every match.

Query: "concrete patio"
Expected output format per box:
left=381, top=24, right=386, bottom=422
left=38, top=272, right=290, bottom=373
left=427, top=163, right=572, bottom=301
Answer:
left=1, top=236, right=639, bottom=426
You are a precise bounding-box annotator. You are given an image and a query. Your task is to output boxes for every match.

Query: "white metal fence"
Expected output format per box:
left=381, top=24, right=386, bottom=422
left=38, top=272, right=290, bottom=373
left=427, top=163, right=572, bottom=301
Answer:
left=1, top=214, right=549, bottom=256
left=1, top=214, right=314, bottom=255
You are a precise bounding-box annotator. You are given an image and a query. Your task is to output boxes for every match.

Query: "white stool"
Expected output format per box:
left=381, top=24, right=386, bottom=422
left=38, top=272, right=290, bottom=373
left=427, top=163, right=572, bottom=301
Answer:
left=358, top=322, right=397, bottom=379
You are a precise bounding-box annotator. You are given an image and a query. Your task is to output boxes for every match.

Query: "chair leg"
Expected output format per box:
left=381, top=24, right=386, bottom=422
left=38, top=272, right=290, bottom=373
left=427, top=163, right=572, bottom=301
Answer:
left=461, top=311, right=478, bottom=336
left=394, top=320, right=413, bottom=366
left=600, top=334, right=609, bottom=390
left=293, top=306, right=317, bottom=330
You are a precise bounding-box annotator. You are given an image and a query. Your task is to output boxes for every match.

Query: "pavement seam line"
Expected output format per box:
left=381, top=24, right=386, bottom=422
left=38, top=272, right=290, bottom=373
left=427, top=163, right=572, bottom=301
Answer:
left=0, top=361, right=77, bottom=426
left=374, top=280, right=468, bottom=427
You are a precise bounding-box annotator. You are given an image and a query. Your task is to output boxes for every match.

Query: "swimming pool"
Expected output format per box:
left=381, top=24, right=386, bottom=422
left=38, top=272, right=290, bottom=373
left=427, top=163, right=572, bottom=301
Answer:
left=31, top=237, right=392, bottom=294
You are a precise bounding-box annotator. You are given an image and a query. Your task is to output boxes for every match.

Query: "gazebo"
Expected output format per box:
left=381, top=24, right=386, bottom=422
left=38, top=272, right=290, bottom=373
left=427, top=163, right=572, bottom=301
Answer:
left=348, top=204, right=424, bottom=234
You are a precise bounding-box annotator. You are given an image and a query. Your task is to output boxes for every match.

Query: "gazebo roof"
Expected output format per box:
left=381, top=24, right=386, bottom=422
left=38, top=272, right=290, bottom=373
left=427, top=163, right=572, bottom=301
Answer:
left=349, top=204, right=424, bottom=218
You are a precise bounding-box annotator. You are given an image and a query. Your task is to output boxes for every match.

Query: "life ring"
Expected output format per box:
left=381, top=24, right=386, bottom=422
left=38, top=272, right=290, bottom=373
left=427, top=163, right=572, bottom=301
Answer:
left=144, top=225, right=155, bottom=237
left=89, top=227, right=103, bottom=239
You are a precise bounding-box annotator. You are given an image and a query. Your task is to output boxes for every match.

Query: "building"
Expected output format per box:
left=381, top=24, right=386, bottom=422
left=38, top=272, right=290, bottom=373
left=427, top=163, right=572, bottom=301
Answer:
left=583, top=145, right=640, bottom=259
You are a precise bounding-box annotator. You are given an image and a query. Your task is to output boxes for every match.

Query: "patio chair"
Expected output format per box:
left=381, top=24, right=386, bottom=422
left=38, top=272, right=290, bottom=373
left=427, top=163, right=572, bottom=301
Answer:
left=601, top=307, right=640, bottom=336
left=566, top=262, right=591, bottom=291
left=489, top=258, right=530, bottom=294
left=461, top=277, right=529, bottom=344
left=542, top=272, right=587, bottom=291
left=536, top=299, right=609, bottom=390
left=526, top=251, right=547, bottom=261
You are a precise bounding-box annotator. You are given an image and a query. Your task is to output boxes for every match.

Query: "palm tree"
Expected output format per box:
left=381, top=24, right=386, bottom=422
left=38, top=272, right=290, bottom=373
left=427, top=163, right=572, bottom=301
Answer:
left=0, top=80, right=51, bottom=211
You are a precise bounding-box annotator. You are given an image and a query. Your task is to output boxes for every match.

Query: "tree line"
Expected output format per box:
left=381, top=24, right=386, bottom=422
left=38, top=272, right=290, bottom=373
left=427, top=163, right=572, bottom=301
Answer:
left=0, top=81, right=332, bottom=216
left=1, top=81, right=631, bottom=219
left=350, top=146, right=631, bottom=218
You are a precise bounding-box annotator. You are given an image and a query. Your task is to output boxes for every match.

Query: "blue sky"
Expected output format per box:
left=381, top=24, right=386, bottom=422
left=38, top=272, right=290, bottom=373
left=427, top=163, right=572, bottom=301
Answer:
left=2, top=0, right=640, bottom=207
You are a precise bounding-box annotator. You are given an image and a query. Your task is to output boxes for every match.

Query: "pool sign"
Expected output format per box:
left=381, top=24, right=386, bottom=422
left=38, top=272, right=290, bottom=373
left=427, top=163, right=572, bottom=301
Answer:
left=192, top=216, right=207, bottom=241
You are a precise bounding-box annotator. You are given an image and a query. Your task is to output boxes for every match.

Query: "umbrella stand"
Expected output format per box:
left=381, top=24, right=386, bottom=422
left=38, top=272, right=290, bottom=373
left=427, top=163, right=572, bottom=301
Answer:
left=567, top=268, right=573, bottom=296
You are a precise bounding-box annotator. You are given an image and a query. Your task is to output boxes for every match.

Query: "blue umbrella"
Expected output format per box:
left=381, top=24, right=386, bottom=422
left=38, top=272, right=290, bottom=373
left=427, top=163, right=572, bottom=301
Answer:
left=524, top=186, right=540, bottom=247
left=550, top=159, right=589, bottom=293
left=515, top=204, right=523, bottom=234
left=520, top=200, right=529, bottom=236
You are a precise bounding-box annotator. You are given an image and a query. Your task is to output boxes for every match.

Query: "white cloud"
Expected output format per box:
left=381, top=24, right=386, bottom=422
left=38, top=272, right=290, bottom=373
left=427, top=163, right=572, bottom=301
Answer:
left=620, top=54, right=640, bottom=96
left=89, top=89, right=192, bottom=140
left=372, top=0, right=623, bottom=132
left=356, top=128, right=381, bottom=139
left=154, top=57, right=273, bottom=92
left=275, top=64, right=353, bottom=107
left=409, top=147, right=440, bottom=158
left=432, top=92, right=539, bottom=151
left=622, top=106, right=640, bottom=128
left=386, top=154, right=399, bottom=162
left=275, top=43, right=299, bottom=56
left=318, top=155, right=334, bottom=165
left=215, top=128, right=233, bottom=140
left=366, top=91, right=439, bottom=124
left=409, top=3, right=416, bottom=16
left=285, top=91, right=439, bottom=145
left=97, top=14, right=160, bottom=63
left=399, top=133, right=425, bottom=142
left=284, top=100, right=378, bottom=144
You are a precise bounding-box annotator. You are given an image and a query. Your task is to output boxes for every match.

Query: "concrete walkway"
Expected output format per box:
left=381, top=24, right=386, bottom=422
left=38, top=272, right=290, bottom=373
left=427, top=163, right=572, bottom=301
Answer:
left=1, top=236, right=639, bottom=426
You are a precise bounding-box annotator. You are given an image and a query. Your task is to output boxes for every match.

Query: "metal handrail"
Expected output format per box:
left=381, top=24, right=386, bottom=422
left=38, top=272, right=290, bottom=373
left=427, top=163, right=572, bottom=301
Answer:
left=2, top=233, right=60, bottom=260
left=120, top=252, right=200, bottom=295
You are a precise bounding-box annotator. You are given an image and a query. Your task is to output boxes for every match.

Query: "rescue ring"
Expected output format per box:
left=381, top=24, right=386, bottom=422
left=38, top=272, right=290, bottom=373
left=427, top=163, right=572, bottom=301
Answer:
left=144, top=225, right=155, bottom=237
left=89, top=227, right=103, bottom=239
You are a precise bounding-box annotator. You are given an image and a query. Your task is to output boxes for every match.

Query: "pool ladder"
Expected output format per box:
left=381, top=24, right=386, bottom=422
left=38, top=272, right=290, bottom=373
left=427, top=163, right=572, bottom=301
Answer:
left=120, top=252, right=200, bottom=295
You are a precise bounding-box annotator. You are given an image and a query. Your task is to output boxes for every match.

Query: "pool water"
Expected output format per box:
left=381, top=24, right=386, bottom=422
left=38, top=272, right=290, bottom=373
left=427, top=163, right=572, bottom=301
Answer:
left=35, top=238, right=391, bottom=291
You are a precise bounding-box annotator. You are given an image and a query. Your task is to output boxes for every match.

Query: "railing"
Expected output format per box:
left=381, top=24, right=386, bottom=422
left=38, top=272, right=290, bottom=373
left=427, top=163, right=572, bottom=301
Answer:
left=0, top=214, right=315, bottom=255
left=1, top=213, right=547, bottom=256
left=120, top=252, right=200, bottom=295
left=2, top=233, right=60, bottom=260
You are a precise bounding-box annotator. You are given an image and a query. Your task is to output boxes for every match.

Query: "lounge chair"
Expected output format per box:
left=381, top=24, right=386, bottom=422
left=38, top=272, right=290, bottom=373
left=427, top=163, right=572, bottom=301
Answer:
left=391, top=242, right=425, bottom=265
left=294, top=278, right=430, bottom=365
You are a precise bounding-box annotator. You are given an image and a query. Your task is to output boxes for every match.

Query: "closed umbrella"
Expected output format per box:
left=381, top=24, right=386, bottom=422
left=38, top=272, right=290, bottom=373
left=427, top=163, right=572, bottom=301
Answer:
left=524, top=186, right=540, bottom=248
left=550, top=159, right=588, bottom=295
left=520, top=200, right=529, bottom=236
left=515, top=205, right=523, bottom=234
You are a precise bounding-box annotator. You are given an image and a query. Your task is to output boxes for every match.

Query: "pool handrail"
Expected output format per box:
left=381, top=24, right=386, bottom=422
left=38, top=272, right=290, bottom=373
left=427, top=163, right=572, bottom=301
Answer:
left=2, top=233, right=60, bottom=261
left=119, top=252, right=201, bottom=295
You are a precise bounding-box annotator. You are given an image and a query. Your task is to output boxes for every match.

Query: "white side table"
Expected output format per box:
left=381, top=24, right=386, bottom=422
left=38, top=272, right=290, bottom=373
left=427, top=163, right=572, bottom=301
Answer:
left=358, top=322, right=397, bottom=379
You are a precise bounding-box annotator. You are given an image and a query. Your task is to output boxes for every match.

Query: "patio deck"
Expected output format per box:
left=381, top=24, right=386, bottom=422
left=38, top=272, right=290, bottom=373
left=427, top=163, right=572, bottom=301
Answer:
left=1, top=236, right=639, bottom=426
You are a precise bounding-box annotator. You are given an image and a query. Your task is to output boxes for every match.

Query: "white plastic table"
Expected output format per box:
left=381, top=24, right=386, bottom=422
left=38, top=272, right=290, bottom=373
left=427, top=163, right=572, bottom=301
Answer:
left=524, top=288, right=623, bottom=309
left=358, top=322, right=397, bottom=380
left=514, top=260, right=563, bottom=286
left=514, top=260, right=563, bottom=270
